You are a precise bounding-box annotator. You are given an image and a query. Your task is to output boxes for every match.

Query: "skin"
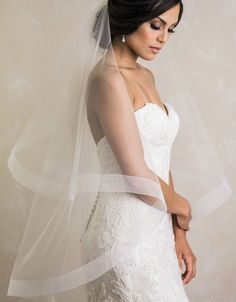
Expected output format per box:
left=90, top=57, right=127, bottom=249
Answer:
left=170, top=171, right=197, bottom=284
left=112, top=4, right=197, bottom=285
left=112, top=4, right=181, bottom=112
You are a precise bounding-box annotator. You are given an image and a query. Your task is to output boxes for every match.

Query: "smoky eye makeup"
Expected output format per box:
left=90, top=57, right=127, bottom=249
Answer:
left=150, top=23, right=161, bottom=30
left=150, top=23, right=176, bottom=33
left=168, top=28, right=176, bottom=33
left=150, top=17, right=178, bottom=33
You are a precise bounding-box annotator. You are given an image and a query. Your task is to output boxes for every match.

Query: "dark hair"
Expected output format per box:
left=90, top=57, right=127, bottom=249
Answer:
left=93, top=0, right=183, bottom=49
left=108, top=0, right=183, bottom=41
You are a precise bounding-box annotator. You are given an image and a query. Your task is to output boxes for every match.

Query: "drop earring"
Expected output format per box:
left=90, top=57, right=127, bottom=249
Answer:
left=122, top=35, right=126, bottom=43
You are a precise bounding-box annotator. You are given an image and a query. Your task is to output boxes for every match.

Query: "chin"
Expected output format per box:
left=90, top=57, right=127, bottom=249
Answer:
left=139, top=53, right=156, bottom=61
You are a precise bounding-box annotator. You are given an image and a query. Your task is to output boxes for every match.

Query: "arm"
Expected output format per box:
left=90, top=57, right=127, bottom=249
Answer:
left=141, top=68, right=191, bottom=228
left=169, top=171, right=197, bottom=284
left=89, top=70, right=188, bottom=216
left=169, top=170, right=187, bottom=239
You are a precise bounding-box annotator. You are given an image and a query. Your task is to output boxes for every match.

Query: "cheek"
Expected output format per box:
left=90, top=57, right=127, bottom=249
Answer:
left=126, top=25, right=159, bottom=59
left=138, top=25, right=157, bottom=43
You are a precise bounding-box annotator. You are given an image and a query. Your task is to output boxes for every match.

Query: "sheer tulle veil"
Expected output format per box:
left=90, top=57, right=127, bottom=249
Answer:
left=6, top=0, right=232, bottom=301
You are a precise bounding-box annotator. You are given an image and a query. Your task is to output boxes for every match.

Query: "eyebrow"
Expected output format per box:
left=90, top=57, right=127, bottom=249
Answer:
left=156, top=17, right=178, bottom=26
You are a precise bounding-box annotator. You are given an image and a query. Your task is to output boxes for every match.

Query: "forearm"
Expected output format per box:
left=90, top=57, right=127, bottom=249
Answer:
left=133, top=167, right=186, bottom=216
left=169, top=170, right=187, bottom=239
left=134, top=168, right=189, bottom=217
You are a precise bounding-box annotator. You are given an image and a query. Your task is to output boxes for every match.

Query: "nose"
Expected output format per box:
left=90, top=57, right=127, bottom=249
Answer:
left=157, top=29, right=169, bottom=45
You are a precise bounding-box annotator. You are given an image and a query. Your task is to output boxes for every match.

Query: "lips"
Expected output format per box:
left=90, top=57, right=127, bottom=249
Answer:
left=150, top=46, right=161, bottom=54
left=151, top=46, right=161, bottom=50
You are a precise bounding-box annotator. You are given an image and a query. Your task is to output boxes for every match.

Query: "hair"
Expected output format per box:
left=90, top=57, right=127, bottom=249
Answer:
left=108, top=0, right=183, bottom=41
left=94, top=0, right=183, bottom=48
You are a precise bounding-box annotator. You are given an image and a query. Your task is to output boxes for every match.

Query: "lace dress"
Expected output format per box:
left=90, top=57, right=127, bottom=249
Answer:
left=81, top=102, right=190, bottom=302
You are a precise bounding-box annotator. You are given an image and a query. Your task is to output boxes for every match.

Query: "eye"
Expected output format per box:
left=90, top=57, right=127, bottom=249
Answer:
left=168, top=28, right=175, bottom=34
left=151, top=23, right=176, bottom=34
left=150, top=23, right=161, bottom=30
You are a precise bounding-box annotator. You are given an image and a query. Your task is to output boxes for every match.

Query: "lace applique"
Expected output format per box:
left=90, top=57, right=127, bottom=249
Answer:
left=85, top=210, right=189, bottom=301
left=82, top=104, right=189, bottom=301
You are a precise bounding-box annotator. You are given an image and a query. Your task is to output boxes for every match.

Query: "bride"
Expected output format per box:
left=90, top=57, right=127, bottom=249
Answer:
left=82, top=0, right=196, bottom=300
left=6, top=0, right=233, bottom=301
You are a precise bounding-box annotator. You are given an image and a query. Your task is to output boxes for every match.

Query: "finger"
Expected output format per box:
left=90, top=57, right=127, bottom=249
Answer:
left=176, top=215, right=185, bottom=227
left=176, top=216, right=190, bottom=231
left=177, top=254, right=183, bottom=272
left=192, top=257, right=197, bottom=280
left=178, top=224, right=190, bottom=232
left=186, top=259, right=195, bottom=284
left=182, top=257, right=193, bottom=284
left=174, top=248, right=182, bottom=270
left=188, top=256, right=197, bottom=283
left=181, top=226, right=190, bottom=231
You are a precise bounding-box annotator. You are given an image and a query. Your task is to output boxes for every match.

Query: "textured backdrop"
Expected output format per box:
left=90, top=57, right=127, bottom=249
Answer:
left=0, top=0, right=235, bottom=301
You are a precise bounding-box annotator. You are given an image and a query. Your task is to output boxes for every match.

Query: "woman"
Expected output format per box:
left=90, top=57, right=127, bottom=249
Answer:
left=7, top=0, right=233, bottom=301
left=81, top=0, right=196, bottom=300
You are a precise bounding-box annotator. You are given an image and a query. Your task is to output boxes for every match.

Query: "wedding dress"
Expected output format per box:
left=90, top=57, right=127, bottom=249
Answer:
left=81, top=102, right=190, bottom=302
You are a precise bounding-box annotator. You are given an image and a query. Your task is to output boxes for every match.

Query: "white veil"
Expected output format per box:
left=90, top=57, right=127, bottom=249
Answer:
left=6, top=1, right=232, bottom=301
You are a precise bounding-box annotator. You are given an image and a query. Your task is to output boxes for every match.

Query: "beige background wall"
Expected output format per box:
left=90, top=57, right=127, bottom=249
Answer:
left=0, top=0, right=235, bottom=301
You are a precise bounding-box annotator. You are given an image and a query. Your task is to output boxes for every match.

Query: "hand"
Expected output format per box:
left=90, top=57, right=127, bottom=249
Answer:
left=174, top=192, right=192, bottom=231
left=175, top=236, right=197, bottom=285
left=176, top=211, right=192, bottom=231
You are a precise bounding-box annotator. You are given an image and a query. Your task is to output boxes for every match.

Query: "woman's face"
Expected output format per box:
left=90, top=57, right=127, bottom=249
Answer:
left=125, top=4, right=181, bottom=60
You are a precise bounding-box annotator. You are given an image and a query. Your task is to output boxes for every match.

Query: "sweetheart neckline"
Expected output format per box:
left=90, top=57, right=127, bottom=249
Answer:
left=134, top=102, right=170, bottom=118
left=96, top=102, right=173, bottom=149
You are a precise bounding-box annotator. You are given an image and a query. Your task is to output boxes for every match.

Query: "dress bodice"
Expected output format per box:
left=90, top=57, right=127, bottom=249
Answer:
left=96, top=102, right=180, bottom=185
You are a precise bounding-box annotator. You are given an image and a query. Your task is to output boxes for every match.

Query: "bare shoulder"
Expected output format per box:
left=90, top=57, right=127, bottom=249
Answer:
left=87, top=65, right=121, bottom=106
left=87, top=63, right=124, bottom=113
left=89, top=63, right=120, bottom=87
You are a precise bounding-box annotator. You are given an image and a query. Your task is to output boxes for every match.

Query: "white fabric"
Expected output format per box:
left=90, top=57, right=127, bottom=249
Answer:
left=81, top=101, right=190, bottom=301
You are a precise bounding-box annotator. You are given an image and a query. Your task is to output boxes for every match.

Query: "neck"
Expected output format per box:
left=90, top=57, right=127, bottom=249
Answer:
left=112, top=37, right=139, bottom=69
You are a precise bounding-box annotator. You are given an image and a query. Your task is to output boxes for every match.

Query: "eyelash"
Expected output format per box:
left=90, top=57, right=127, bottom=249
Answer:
left=150, top=23, right=176, bottom=34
